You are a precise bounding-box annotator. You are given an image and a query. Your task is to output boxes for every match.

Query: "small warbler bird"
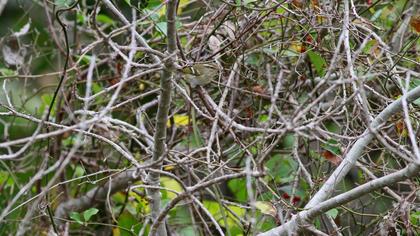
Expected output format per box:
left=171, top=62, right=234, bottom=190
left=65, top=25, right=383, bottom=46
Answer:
left=182, top=62, right=219, bottom=87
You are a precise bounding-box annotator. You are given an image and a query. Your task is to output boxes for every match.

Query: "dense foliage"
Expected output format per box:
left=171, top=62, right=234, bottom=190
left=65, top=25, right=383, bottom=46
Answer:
left=0, top=0, right=419, bottom=235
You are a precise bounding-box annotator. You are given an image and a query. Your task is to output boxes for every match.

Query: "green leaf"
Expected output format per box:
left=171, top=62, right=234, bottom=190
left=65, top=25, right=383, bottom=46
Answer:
left=321, top=139, right=341, bottom=156
left=145, top=0, right=161, bottom=9
left=169, top=206, right=193, bottom=225
left=55, top=0, right=72, bottom=7
left=0, top=68, right=16, bottom=76
left=124, top=0, right=131, bottom=6
left=314, top=218, right=321, bottom=229
left=258, top=114, right=269, bottom=123
left=235, top=0, right=256, bottom=6
left=176, top=20, right=183, bottom=30
left=326, top=208, right=339, bottom=219
left=0, top=171, right=14, bottom=187
left=282, top=134, right=295, bottom=149
left=203, top=200, right=246, bottom=228
left=263, top=47, right=277, bottom=55
left=118, top=211, right=141, bottom=236
left=278, top=185, right=305, bottom=199
left=410, top=79, right=420, bottom=105
left=245, top=0, right=257, bottom=6
left=69, top=212, right=84, bottom=225
left=41, top=94, right=56, bottom=117
left=76, top=13, right=85, bottom=24
left=83, top=208, right=99, bottom=222
left=266, top=154, right=297, bottom=184
left=76, top=54, right=94, bottom=65
left=62, top=135, right=75, bottom=147
left=307, top=51, right=327, bottom=76
left=324, top=121, right=341, bottom=133
left=156, top=22, right=167, bottom=36
left=143, top=9, right=159, bottom=22
left=177, top=226, right=197, bottom=236
left=73, top=165, right=85, bottom=178
left=96, top=14, right=115, bottom=25
left=113, top=192, right=127, bottom=204
left=410, top=211, right=420, bottom=225
left=245, top=53, right=264, bottom=66
left=228, top=178, right=247, bottom=201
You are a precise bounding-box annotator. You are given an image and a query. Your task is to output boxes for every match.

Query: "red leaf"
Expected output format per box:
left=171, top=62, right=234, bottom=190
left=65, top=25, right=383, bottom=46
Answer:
left=292, top=196, right=301, bottom=205
left=305, top=35, right=313, bottom=44
left=322, top=150, right=342, bottom=166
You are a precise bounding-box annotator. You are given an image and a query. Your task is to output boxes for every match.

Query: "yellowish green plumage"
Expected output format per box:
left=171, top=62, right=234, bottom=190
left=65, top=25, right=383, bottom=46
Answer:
left=182, top=62, right=219, bottom=87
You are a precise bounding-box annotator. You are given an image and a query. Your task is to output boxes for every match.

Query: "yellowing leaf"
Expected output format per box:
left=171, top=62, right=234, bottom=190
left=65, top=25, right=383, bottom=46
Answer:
left=167, top=114, right=190, bottom=127
left=112, top=227, right=121, bottom=236
left=138, top=82, right=145, bottom=91
left=160, top=177, right=183, bottom=199
left=129, top=190, right=150, bottom=214
left=317, top=15, right=325, bottom=24
left=178, top=0, right=191, bottom=13
left=255, top=201, right=277, bottom=217
left=363, top=39, right=381, bottom=59
left=203, top=200, right=246, bottom=227
left=380, top=6, right=394, bottom=21
left=163, top=164, right=175, bottom=171
left=290, top=42, right=305, bottom=53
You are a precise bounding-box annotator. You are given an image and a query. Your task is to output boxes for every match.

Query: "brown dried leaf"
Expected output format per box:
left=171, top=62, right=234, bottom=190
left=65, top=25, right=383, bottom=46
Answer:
left=292, top=0, right=306, bottom=8
left=395, top=119, right=408, bottom=137
left=410, top=15, right=420, bottom=33
left=252, top=85, right=265, bottom=94
left=322, top=150, right=342, bottom=166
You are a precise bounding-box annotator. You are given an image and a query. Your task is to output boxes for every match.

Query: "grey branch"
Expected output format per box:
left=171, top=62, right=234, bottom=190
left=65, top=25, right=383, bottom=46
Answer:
left=258, top=85, right=420, bottom=236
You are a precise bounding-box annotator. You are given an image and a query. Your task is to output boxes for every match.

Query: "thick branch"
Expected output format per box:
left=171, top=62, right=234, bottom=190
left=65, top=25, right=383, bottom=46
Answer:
left=259, top=163, right=419, bottom=236
left=147, top=1, right=178, bottom=236
left=258, top=85, right=420, bottom=236
left=306, top=85, right=420, bottom=208
left=54, top=169, right=140, bottom=222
